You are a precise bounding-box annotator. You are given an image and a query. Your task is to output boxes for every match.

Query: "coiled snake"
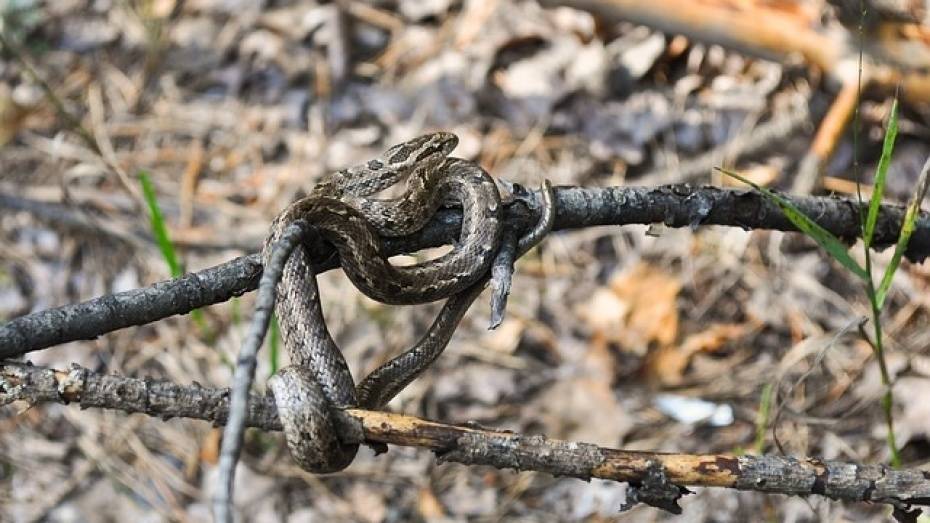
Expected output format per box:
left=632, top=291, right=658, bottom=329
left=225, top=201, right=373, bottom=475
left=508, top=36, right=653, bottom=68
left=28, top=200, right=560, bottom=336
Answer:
left=264, top=133, right=553, bottom=472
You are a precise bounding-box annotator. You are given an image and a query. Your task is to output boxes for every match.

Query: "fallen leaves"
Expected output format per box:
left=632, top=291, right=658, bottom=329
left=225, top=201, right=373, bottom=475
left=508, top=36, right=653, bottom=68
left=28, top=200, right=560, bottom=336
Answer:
left=579, top=262, right=680, bottom=356
left=648, top=323, right=750, bottom=386
left=579, top=262, right=751, bottom=386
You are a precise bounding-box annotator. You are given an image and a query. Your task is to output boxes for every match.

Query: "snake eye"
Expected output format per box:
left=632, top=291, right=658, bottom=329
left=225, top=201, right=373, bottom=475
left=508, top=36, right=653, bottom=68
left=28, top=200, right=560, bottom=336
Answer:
left=434, top=132, right=458, bottom=155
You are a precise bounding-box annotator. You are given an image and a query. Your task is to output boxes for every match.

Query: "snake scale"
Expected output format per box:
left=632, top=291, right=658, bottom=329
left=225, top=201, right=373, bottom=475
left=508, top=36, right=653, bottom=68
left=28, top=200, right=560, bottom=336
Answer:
left=263, top=132, right=553, bottom=473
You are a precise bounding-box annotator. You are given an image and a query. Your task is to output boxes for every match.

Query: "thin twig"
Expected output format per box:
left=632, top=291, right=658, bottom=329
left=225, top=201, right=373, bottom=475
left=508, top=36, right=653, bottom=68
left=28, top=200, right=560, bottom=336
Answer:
left=214, top=221, right=311, bottom=523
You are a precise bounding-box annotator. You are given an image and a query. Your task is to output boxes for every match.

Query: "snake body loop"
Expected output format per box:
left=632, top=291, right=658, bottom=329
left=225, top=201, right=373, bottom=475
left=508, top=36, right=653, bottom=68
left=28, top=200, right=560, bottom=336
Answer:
left=356, top=181, right=556, bottom=409
left=266, top=133, right=507, bottom=472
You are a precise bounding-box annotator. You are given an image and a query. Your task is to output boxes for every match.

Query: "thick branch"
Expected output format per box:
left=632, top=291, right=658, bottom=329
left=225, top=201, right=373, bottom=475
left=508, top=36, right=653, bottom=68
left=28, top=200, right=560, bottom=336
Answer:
left=2, top=361, right=928, bottom=512
left=2, top=185, right=928, bottom=358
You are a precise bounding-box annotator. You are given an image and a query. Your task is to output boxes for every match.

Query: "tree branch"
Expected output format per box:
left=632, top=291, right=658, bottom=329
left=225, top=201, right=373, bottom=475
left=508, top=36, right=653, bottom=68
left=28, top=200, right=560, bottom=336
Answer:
left=2, top=361, right=928, bottom=514
left=2, top=184, right=928, bottom=359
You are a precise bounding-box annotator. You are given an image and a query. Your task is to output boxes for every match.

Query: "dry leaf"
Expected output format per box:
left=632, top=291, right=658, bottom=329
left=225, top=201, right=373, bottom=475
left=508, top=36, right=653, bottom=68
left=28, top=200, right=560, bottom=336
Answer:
left=200, top=427, right=221, bottom=465
left=578, top=262, right=681, bottom=355
left=0, top=87, right=33, bottom=147
left=609, top=263, right=680, bottom=350
left=646, top=323, right=747, bottom=386
left=417, top=486, right=446, bottom=519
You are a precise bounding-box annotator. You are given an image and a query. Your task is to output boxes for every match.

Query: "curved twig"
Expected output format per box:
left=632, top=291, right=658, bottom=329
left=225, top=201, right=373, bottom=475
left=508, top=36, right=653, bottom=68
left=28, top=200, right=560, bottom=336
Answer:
left=214, top=220, right=312, bottom=523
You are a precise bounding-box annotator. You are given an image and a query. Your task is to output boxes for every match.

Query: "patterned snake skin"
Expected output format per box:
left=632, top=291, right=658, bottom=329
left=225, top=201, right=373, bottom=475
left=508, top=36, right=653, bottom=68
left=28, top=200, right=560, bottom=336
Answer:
left=263, top=133, right=552, bottom=473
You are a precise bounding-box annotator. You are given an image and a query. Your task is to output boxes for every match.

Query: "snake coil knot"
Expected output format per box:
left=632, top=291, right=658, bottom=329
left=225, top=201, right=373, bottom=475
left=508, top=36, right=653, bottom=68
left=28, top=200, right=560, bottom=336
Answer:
left=265, top=132, right=555, bottom=473
left=265, top=132, right=511, bottom=473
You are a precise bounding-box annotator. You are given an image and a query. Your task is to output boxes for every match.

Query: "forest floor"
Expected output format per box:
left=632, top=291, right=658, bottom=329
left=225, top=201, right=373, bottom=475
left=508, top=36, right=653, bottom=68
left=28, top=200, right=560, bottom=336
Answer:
left=2, top=1, right=930, bottom=521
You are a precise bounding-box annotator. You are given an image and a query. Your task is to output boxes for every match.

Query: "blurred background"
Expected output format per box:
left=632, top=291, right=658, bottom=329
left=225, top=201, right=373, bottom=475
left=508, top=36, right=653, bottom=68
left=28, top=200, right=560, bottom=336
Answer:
left=2, top=0, right=930, bottom=521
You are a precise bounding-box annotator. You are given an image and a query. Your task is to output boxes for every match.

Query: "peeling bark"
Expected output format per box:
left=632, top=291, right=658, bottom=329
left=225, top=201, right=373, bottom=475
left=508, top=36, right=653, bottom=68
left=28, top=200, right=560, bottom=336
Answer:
left=2, top=361, right=928, bottom=515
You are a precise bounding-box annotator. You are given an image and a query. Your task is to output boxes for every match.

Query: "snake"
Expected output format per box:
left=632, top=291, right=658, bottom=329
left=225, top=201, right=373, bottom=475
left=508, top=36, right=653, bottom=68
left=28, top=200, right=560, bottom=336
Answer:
left=262, top=132, right=553, bottom=473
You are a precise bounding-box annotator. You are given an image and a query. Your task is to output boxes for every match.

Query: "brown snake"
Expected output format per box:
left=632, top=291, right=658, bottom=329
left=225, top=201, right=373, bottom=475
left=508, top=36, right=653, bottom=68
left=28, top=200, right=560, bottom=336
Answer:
left=263, top=133, right=554, bottom=473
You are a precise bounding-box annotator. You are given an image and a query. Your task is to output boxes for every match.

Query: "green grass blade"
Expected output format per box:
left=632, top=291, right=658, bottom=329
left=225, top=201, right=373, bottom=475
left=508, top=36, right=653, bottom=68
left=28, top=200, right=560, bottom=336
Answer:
left=753, top=382, right=774, bottom=455
left=876, top=157, right=930, bottom=308
left=140, top=171, right=213, bottom=336
left=268, top=314, right=280, bottom=376
left=864, top=98, right=899, bottom=247
left=717, top=168, right=868, bottom=280
left=139, top=170, right=182, bottom=277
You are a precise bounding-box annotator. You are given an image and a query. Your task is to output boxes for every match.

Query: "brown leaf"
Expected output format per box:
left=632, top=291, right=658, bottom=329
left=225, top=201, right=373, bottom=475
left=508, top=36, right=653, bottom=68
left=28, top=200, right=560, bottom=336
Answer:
left=578, top=263, right=681, bottom=355
left=199, top=427, right=221, bottom=465
left=646, top=323, right=748, bottom=386
left=0, top=88, right=33, bottom=147
left=417, top=486, right=446, bottom=519
left=610, top=264, right=680, bottom=349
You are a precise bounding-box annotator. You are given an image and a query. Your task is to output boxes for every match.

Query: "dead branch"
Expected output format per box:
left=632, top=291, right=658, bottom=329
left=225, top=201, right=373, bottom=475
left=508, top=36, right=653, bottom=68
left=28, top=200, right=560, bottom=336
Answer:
left=546, top=0, right=930, bottom=101
left=2, top=361, right=928, bottom=514
left=2, top=184, right=928, bottom=359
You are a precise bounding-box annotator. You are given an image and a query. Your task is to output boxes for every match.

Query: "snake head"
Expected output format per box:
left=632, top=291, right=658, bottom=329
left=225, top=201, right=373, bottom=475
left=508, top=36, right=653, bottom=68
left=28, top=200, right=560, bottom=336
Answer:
left=384, top=132, right=458, bottom=167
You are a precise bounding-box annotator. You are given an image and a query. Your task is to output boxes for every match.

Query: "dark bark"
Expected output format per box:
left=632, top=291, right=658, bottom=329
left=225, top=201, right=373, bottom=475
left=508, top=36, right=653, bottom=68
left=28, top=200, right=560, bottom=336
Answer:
left=2, top=185, right=927, bottom=358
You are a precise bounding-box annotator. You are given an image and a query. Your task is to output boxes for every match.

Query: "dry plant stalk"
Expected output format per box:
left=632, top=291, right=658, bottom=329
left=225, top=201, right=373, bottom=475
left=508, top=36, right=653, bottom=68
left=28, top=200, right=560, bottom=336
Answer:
left=3, top=361, right=929, bottom=515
